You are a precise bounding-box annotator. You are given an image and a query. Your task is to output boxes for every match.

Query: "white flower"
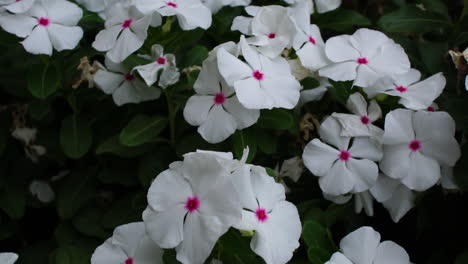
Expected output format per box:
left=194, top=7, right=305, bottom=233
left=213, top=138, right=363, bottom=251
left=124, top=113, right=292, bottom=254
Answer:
left=370, top=174, right=415, bottom=223
left=297, top=76, right=329, bottom=108
left=0, top=0, right=83, bottom=55
left=332, top=93, right=384, bottom=138
left=327, top=226, right=411, bottom=264
left=366, top=69, right=446, bottom=110
left=440, top=166, right=459, bottom=190
left=380, top=109, right=461, bottom=191
left=230, top=6, right=259, bottom=35
left=246, top=5, right=297, bottom=58
left=302, top=116, right=382, bottom=196
left=133, top=0, right=212, bottom=30
left=183, top=43, right=259, bottom=143
left=319, top=28, right=410, bottom=88
left=11, top=127, right=46, bottom=163
left=201, top=0, right=250, bottom=13
left=75, top=0, right=110, bottom=13
left=284, top=0, right=341, bottom=14
left=0, top=0, right=35, bottom=13
left=29, top=180, right=55, bottom=203
left=232, top=164, right=301, bottom=264
left=324, top=191, right=375, bottom=217
left=278, top=156, right=303, bottom=182
left=91, top=222, right=163, bottom=264
left=295, top=24, right=329, bottom=71
left=0, top=253, right=18, bottom=264
left=92, top=3, right=151, bottom=63
left=134, top=44, right=180, bottom=88
left=94, top=57, right=161, bottom=106
left=143, top=152, right=242, bottom=264
left=217, top=36, right=301, bottom=109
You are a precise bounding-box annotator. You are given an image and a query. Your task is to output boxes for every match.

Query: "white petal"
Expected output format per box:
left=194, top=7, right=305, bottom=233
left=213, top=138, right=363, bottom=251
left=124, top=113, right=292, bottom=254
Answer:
left=134, top=62, right=165, bottom=86
left=402, top=151, right=440, bottom=191
left=240, top=35, right=262, bottom=70
left=4, top=0, right=35, bottom=13
left=21, top=26, right=52, bottom=55
left=296, top=42, right=329, bottom=71
left=159, top=66, right=180, bottom=88
left=112, top=81, right=141, bottom=106
left=0, top=13, right=36, bottom=37
left=251, top=167, right=286, bottom=211
left=347, top=159, right=379, bottom=193
left=374, top=241, right=410, bottom=264
left=382, top=185, right=415, bottom=223
left=29, top=180, right=54, bottom=203
left=91, top=238, right=127, bottom=264
left=368, top=41, right=410, bottom=76
left=251, top=201, right=301, bottom=264
left=325, top=252, right=353, bottom=264
left=339, top=226, right=381, bottom=264
left=44, top=0, right=83, bottom=26
left=217, top=47, right=252, bottom=86
left=350, top=28, right=389, bottom=59
left=369, top=174, right=400, bottom=203
left=92, top=25, right=122, bottom=52
left=319, top=161, right=355, bottom=195
left=231, top=16, right=252, bottom=35
left=112, top=222, right=147, bottom=257
left=383, top=109, right=415, bottom=145
left=197, top=105, right=237, bottom=143
left=47, top=24, right=83, bottom=51
left=367, top=100, right=382, bottom=122
left=319, top=116, right=350, bottom=150
left=133, top=235, right=164, bottom=264
left=380, top=144, right=412, bottom=181
left=332, top=113, right=372, bottom=137
left=234, top=77, right=273, bottom=109
left=393, top=68, right=421, bottom=87
left=94, top=70, right=125, bottom=95
left=354, top=64, right=380, bottom=88
left=224, top=96, right=260, bottom=129
left=183, top=95, right=214, bottom=126
left=176, top=4, right=212, bottom=30
left=324, top=35, right=360, bottom=62
left=315, top=0, right=341, bottom=13
left=107, top=28, right=145, bottom=63
left=319, top=62, right=358, bottom=82
left=303, top=139, right=339, bottom=177
left=147, top=168, right=192, bottom=211
left=355, top=191, right=374, bottom=216
left=397, top=73, right=446, bottom=110
left=348, top=137, right=383, bottom=161
left=261, top=76, right=301, bottom=109
left=346, top=93, right=368, bottom=116
left=440, top=166, right=459, bottom=190
left=143, top=206, right=186, bottom=248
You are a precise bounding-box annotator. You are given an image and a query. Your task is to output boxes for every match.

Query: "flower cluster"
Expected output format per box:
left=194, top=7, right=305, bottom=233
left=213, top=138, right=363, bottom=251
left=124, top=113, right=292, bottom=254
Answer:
left=91, top=150, right=301, bottom=264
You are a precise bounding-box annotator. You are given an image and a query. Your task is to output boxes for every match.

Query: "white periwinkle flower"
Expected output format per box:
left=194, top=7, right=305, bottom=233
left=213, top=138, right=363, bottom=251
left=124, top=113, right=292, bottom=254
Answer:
left=134, top=44, right=180, bottom=88
left=183, top=43, right=259, bottom=143
left=380, top=109, right=461, bottom=191
left=0, top=253, right=18, bottom=264
left=201, top=0, right=250, bottom=13
left=284, top=0, right=341, bottom=14
left=319, top=28, right=410, bottom=88
left=232, top=164, right=301, bottom=264
left=302, top=116, right=382, bottom=196
left=0, top=0, right=35, bottom=13
left=326, top=226, right=411, bottom=264
left=94, top=57, right=161, bottom=106
left=92, top=3, right=151, bottom=63
left=0, top=0, right=83, bottom=55
left=217, top=36, right=301, bottom=109
left=295, top=24, right=329, bottom=71
left=143, top=152, right=242, bottom=264
left=91, top=222, right=163, bottom=264
left=366, top=69, right=446, bottom=110
left=332, top=93, right=383, bottom=138
left=297, top=76, right=329, bottom=108
left=29, top=180, right=55, bottom=203
left=75, top=0, right=119, bottom=13
left=133, top=0, right=212, bottom=30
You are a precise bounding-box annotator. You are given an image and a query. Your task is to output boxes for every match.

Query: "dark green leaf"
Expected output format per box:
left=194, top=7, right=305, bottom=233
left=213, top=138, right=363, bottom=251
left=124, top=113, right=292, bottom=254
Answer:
left=60, top=114, right=93, bottom=159
left=232, top=129, right=257, bottom=163
left=315, top=9, right=371, bottom=32
left=119, top=115, right=168, bottom=147
left=378, top=6, right=451, bottom=33
left=181, top=45, right=209, bottom=67
left=257, top=109, right=294, bottom=130
left=28, top=63, right=60, bottom=99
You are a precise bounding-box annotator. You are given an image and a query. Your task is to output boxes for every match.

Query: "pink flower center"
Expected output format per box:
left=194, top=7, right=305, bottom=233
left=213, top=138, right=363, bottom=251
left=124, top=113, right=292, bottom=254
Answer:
left=339, top=151, right=351, bottom=161
left=213, top=92, right=226, bottom=105
left=308, top=36, right=316, bottom=45
left=125, top=258, right=133, bottom=264
left=427, top=106, right=435, bottom=112
left=122, top=19, right=133, bottom=28
left=409, top=140, right=421, bottom=152
left=185, top=197, right=200, bottom=213
left=357, top=57, right=368, bottom=64
left=38, top=17, right=50, bottom=27
left=253, top=70, right=264, bottom=81
left=255, top=208, right=268, bottom=223
left=157, top=56, right=166, bottom=65
left=124, top=73, right=135, bottom=81
left=167, top=1, right=177, bottom=7
left=396, top=86, right=407, bottom=93
left=268, top=33, right=276, bottom=39
left=16, top=0, right=22, bottom=2
left=360, top=116, right=370, bottom=125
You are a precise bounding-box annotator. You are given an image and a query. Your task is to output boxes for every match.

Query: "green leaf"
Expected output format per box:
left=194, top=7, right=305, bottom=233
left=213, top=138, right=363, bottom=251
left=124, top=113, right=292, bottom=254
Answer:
left=327, top=81, right=353, bottom=104
left=101, top=193, right=146, bottom=229
left=315, top=9, right=371, bottom=32
left=232, top=129, right=257, bottom=163
left=28, top=99, right=51, bottom=120
left=302, top=220, right=336, bottom=264
left=256, top=128, right=277, bottom=154
left=257, top=109, right=294, bottom=130
left=418, top=41, right=449, bottom=74
left=138, top=153, right=167, bottom=188
left=60, top=114, right=93, bottom=159
left=377, top=5, right=451, bottom=33
left=218, top=229, right=264, bottom=264
left=28, top=63, right=60, bottom=99
left=56, top=170, right=98, bottom=219
left=181, top=45, right=209, bottom=67
left=119, top=115, right=168, bottom=147
left=422, top=0, right=449, bottom=18
left=72, top=207, right=109, bottom=238
left=163, top=249, right=182, bottom=264
left=301, top=77, right=321, bottom=90
left=53, top=245, right=91, bottom=264
left=95, top=135, right=154, bottom=157
left=0, top=176, right=26, bottom=219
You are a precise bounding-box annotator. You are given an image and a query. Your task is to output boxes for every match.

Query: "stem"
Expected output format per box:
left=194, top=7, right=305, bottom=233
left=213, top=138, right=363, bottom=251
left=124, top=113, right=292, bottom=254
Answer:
left=164, top=90, right=176, bottom=145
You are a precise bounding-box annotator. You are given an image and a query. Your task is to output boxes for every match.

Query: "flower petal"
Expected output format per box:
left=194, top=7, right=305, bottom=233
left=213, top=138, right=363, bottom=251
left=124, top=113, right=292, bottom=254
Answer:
left=402, top=151, right=440, bottom=191
left=374, top=241, right=410, bottom=264
left=21, top=26, right=52, bottom=55
left=197, top=105, right=238, bottom=143
left=340, top=226, right=381, bottom=264
left=183, top=95, right=214, bottom=126
left=47, top=24, right=83, bottom=51
left=143, top=206, right=186, bottom=248
left=303, top=139, right=340, bottom=177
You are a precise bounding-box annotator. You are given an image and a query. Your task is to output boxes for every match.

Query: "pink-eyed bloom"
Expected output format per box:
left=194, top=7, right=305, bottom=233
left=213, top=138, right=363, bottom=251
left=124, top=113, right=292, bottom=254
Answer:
left=366, top=69, right=446, bottom=110
left=231, top=164, right=301, bottom=264
left=380, top=109, right=461, bottom=191
left=295, top=24, right=330, bottom=71
left=319, top=28, right=410, bottom=88
left=332, top=93, right=384, bottom=138
left=217, top=36, right=301, bottom=109
left=184, top=42, right=259, bottom=143
left=134, top=44, right=180, bottom=88
left=284, top=0, right=341, bottom=14
left=143, top=152, right=242, bottom=264
left=302, top=116, right=382, bottom=196
left=92, top=3, right=151, bottom=63
left=0, top=0, right=35, bottom=13
left=133, top=0, right=212, bottom=30
left=94, top=57, right=161, bottom=106
left=91, top=222, right=163, bottom=264
left=0, top=0, right=83, bottom=55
